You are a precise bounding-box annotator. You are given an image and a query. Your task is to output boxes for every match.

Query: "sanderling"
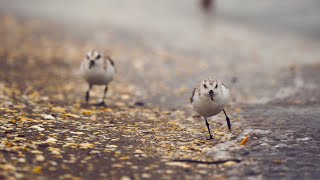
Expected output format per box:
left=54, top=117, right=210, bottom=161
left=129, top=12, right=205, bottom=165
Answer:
left=80, top=50, right=115, bottom=106
left=190, top=77, right=231, bottom=139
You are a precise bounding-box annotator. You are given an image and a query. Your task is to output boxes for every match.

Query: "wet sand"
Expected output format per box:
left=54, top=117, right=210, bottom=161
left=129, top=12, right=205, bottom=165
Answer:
left=1, top=1, right=320, bottom=179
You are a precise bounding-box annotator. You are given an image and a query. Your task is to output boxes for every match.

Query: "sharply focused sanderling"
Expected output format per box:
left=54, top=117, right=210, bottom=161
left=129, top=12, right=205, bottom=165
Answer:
left=190, top=77, right=231, bottom=139
left=80, top=50, right=115, bottom=106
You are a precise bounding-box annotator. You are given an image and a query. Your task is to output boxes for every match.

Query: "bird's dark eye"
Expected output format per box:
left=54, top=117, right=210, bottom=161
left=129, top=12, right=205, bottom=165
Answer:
left=215, top=84, right=218, bottom=88
left=203, top=84, right=207, bottom=89
left=96, top=54, right=101, bottom=59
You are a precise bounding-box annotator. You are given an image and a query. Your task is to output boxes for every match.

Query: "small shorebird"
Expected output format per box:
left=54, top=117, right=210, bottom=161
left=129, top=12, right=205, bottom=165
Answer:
left=80, top=50, right=115, bottom=106
left=190, top=77, right=231, bottom=139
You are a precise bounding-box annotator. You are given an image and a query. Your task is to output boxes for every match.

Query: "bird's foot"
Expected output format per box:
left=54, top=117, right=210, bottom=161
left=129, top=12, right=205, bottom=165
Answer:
left=95, top=101, right=107, bottom=107
left=207, top=135, right=214, bottom=140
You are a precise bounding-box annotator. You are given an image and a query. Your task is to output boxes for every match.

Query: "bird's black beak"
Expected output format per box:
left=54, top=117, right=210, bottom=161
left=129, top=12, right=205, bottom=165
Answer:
left=89, top=60, right=95, bottom=69
left=209, top=90, right=214, bottom=101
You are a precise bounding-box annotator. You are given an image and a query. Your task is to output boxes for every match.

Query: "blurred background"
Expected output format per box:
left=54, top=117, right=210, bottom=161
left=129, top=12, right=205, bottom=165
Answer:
left=1, top=1, right=320, bottom=179
left=1, top=0, right=320, bottom=108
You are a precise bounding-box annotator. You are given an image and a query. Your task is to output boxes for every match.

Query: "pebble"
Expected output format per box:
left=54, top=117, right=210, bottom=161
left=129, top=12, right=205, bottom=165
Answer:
left=18, top=158, right=26, bottom=163
left=2, top=164, right=16, bottom=171
left=134, top=150, right=144, bottom=154
left=141, top=173, right=151, bottom=178
left=4, top=101, right=13, bottom=107
left=112, top=164, right=124, bottom=168
left=30, top=125, right=45, bottom=131
left=297, top=137, right=313, bottom=142
left=223, top=161, right=238, bottom=167
left=36, top=155, right=45, bottom=162
left=120, top=176, right=131, bottom=180
left=79, top=143, right=94, bottom=149
left=165, top=162, right=191, bottom=168
left=45, top=138, right=58, bottom=143
left=43, top=114, right=55, bottom=120
left=51, top=107, right=66, bottom=113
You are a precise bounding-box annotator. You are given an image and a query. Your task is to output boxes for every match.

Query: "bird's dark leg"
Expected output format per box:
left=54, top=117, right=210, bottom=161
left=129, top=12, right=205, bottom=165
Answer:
left=223, top=109, right=231, bottom=132
left=85, top=84, right=92, bottom=103
left=96, top=85, right=108, bottom=107
left=204, top=117, right=213, bottom=140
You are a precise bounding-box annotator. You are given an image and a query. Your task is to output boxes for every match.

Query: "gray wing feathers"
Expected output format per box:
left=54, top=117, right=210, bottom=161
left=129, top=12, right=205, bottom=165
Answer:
left=190, top=87, right=196, bottom=103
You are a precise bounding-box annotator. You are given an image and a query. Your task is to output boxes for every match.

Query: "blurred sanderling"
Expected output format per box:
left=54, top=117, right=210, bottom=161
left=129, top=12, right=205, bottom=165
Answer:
left=190, top=77, right=231, bottom=139
left=80, top=50, right=115, bottom=106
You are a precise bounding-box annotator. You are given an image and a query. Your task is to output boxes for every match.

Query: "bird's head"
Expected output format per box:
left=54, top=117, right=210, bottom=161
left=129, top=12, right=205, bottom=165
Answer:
left=86, top=50, right=102, bottom=68
left=200, top=77, right=219, bottom=101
